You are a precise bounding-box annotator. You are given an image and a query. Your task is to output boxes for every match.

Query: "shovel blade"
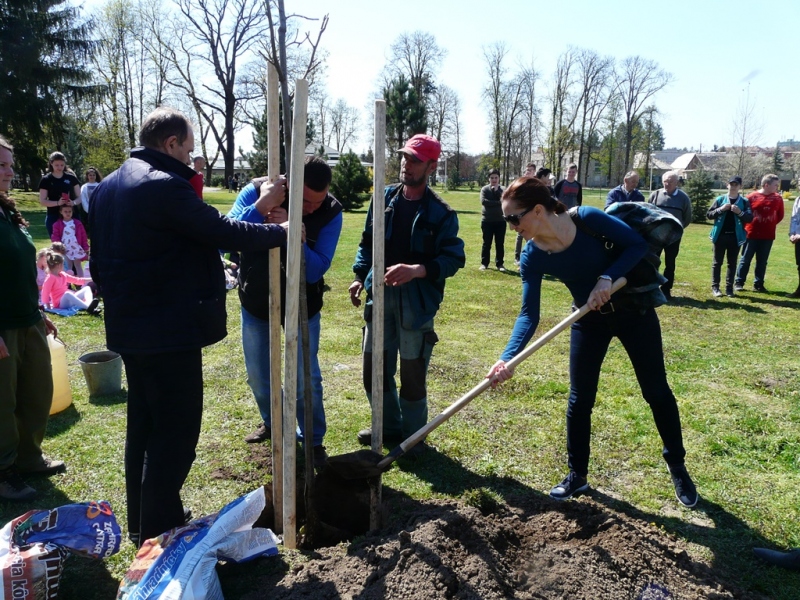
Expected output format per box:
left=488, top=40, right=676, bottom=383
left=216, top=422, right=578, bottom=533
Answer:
left=325, top=449, right=386, bottom=480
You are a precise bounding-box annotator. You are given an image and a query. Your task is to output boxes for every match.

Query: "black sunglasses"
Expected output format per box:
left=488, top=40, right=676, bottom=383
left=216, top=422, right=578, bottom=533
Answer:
left=503, top=207, right=532, bottom=226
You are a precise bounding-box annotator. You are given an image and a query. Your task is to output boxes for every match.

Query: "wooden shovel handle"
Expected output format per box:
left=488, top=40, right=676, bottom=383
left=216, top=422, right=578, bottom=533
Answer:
left=376, top=277, right=627, bottom=470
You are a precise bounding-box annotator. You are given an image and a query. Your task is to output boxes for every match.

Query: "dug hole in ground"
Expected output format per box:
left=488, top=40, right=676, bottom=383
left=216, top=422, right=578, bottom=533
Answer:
left=214, top=444, right=761, bottom=600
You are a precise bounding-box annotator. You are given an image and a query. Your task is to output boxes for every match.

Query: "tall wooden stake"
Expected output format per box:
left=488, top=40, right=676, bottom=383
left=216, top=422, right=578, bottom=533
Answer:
left=266, top=62, right=283, bottom=534
left=282, top=78, right=308, bottom=550
left=370, top=100, right=386, bottom=530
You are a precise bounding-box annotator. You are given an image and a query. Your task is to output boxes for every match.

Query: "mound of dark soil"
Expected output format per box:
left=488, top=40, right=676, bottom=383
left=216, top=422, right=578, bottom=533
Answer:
left=233, top=493, right=762, bottom=600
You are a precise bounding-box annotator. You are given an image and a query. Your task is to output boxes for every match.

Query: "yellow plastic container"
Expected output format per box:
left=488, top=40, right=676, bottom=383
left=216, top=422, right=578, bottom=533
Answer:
left=48, top=335, right=73, bottom=415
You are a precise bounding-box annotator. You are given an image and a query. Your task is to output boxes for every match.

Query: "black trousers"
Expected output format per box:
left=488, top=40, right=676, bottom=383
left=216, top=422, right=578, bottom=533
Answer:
left=660, top=238, right=682, bottom=292
left=121, top=349, right=203, bottom=543
left=566, top=308, right=686, bottom=476
left=711, top=233, right=740, bottom=289
left=481, top=221, right=506, bottom=267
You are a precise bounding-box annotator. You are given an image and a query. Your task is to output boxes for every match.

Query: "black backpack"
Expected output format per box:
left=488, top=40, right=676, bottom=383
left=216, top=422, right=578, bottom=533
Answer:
left=568, top=203, right=683, bottom=308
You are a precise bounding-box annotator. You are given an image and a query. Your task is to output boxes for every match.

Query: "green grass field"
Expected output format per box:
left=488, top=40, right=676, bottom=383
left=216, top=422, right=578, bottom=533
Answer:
left=3, top=187, right=799, bottom=598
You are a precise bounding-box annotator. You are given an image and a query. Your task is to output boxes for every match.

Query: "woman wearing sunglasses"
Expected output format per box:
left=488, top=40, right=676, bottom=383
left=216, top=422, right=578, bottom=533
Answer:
left=486, top=177, right=698, bottom=509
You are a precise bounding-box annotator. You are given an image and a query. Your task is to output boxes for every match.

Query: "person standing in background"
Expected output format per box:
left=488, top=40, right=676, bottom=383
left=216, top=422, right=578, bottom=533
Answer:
left=734, top=173, right=785, bottom=293
left=38, top=152, right=81, bottom=237
left=648, top=170, right=692, bottom=300
left=190, top=156, right=205, bottom=199
left=553, top=163, right=583, bottom=210
left=479, top=168, right=506, bottom=271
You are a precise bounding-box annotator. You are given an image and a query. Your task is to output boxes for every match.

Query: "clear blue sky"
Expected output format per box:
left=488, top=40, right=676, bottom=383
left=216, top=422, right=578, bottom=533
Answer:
left=298, top=0, right=799, bottom=155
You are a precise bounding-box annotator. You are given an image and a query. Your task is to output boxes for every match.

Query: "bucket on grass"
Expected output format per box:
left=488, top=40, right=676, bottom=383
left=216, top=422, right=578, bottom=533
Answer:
left=49, top=335, right=73, bottom=415
left=78, top=350, right=123, bottom=397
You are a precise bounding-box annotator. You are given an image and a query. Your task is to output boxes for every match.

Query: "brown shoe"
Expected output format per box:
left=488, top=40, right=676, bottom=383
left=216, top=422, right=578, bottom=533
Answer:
left=244, top=423, right=271, bottom=444
left=0, top=467, right=37, bottom=500
left=19, top=457, right=66, bottom=476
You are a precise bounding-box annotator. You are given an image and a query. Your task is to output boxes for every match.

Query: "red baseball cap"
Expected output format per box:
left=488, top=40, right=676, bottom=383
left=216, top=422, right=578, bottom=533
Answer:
left=398, top=134, right=441, bottom=162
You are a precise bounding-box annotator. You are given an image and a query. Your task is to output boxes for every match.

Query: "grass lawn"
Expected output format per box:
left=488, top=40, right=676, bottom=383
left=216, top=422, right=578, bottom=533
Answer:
left=3, top=186, right=799, bottom=599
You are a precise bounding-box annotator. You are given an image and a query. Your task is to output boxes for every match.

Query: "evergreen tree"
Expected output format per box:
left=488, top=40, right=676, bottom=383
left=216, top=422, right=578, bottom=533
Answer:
left=684, top=168, right=715, bottom=224
left=772, top=146, right=785, bottom=174
left=330, top=152, right=371, bottom=211
left=384, top=75, right=428, bottom=155
left=0, top=0, right=97, bottom=184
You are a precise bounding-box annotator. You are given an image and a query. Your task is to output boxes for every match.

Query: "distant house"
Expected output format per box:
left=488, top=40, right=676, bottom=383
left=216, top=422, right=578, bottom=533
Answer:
left=210, top=157, right=251, bottom=179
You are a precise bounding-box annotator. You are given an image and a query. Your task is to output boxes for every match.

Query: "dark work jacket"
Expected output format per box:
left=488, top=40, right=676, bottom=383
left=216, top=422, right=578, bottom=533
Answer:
left=89, top=147, right=286, bottom=354
left=238, top=179, right=343, bottom=321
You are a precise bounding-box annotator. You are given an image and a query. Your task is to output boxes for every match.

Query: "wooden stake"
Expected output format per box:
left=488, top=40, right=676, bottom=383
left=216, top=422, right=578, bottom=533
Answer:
left=266, top=62, right=283, bottom=534
left=282, top=78, right=308, bottom=550
left=370, top=99, right=386, bottom=531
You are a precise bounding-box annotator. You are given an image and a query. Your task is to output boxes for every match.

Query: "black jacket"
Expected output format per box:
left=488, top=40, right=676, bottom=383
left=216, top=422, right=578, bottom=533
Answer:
left=238, top=178, right=343, bottom=321
left=89, top=147, right=286, bottom=354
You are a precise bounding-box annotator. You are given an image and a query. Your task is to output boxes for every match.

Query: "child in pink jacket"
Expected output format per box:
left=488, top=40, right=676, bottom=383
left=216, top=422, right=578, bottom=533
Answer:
left=51, top=204, right=89, bottom=276
left=41, top=251, right=99, bottom=314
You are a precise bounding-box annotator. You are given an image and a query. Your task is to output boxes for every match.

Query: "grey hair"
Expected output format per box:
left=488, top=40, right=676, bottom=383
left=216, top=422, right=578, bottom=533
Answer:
left=662, top=170, right=680, bottom=182
left=623, top=170, right=639, bottom=181
left=761, top=173, right=779, bottom=187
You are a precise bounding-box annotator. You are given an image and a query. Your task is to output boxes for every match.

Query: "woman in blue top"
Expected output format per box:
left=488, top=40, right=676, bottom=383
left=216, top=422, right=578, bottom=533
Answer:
left=487, top=177, right=698, bottom=508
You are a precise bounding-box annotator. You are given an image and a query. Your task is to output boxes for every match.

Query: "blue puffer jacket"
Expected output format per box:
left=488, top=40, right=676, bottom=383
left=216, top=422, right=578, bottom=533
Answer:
left=89, top=147, right=286, bottom=354
left=353, top=184, right=465, bottom=329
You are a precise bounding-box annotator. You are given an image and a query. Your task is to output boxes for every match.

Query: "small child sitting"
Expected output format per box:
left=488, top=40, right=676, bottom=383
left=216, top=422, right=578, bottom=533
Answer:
left=41, top=251, right=100, bottom=314
left=51, top=204, right=89, bottom=276
left=36, top=248, right=49, bottom=301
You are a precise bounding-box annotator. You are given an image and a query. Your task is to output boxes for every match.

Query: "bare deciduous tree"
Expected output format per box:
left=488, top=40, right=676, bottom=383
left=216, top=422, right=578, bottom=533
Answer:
left=482, top=42, right=509, bottom=165
left=546, top=48, right=579, bottom=174
left=329, top=98, right=359, bottom=152
left=729, top=84, right=764, bottom=180
left=574, top=48, right=614, bottom=184
left=615, top=55, right=672, bottom=172
left=385, top=31, right=446, bottom=101
left=518, top=58, right=541, bottom=168
left=158, top=0, right=269, bottom=180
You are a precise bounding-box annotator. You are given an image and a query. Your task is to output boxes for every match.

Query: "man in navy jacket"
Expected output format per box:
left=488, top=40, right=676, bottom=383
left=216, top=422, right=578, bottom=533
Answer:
left=90, top=107, right=288, bottom=546
left=605, top=171, right=644, bottom=208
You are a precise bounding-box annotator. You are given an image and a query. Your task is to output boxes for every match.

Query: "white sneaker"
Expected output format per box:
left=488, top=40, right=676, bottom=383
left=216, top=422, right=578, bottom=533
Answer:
left=479, top=265, right=487, bottom=271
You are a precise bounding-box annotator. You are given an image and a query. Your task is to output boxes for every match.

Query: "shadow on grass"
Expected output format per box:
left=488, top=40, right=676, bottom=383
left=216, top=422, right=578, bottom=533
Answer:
left=47, top=403, right=82, bottom=437
left=736, top=293, right=800, bottom=309
left=587, top=488, right=800, bottom=598
left=88, top=389, right=128, bottom=407
left=669, top=295, right=767, bottom=314
left=58, top=556, right=121, bottom=600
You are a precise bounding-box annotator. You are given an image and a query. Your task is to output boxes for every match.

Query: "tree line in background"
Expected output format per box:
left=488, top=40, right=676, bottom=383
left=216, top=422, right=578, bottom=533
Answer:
left=2, top=0, right=796, bottom=200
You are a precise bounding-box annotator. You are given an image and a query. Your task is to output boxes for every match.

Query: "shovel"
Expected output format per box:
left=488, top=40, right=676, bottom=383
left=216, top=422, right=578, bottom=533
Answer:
left=327, top=277, right=627, bottom=480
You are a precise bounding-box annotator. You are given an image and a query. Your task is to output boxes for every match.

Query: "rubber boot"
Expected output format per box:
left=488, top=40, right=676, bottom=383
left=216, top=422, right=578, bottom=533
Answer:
left=399, top=396, right=429, bottom=441
left=789, top=267, right=800, bottom=298
left=364, top=390, right=403, bottom=439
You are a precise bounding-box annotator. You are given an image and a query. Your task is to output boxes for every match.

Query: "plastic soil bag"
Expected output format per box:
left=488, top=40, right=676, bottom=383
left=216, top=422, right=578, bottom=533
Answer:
left=117, top=487, right=279, bottom=600
left=0, top=501, right=121, bottom=599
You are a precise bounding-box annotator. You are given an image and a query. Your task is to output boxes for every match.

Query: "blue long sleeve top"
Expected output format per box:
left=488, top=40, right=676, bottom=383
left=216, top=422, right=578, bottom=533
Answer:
left=227, top=183, right=343, bottom=283
left=500, top=206, right=647, bottom=361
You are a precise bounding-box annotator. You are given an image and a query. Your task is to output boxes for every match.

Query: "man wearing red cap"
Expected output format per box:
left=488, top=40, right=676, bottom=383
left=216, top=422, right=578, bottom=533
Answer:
left=350, top=134, right=465, bottom=453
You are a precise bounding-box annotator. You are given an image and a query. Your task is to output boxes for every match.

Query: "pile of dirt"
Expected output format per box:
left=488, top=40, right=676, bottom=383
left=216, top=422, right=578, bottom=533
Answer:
left=233, top=492, right=761, bottom=599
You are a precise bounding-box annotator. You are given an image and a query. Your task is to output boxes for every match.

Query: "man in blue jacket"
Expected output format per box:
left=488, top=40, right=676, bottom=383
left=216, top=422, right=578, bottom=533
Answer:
left=349, top=134, right=465, bottom=452
left=227, top=157, right=343, bottom=469
left=89, top=107, right=288, bottom=546
left=605, top=171, right=644, bottom=208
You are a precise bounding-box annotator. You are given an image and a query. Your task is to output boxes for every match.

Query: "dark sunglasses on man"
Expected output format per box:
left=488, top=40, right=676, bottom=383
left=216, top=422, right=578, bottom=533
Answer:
left=503, top=207, right=532, bottom=226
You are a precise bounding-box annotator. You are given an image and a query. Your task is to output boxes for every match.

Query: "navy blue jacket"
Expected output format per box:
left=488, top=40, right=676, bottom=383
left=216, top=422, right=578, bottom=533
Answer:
left=605, top=184, right=645, bottom=208
left=89, top=147, right=286, bottom=354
